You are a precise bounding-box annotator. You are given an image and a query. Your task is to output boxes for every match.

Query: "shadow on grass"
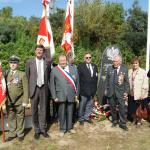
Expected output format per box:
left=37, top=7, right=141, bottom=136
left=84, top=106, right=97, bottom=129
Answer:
left=24, top=128, right=32, bottom=138
left=47, top=118, right=58, bottom=132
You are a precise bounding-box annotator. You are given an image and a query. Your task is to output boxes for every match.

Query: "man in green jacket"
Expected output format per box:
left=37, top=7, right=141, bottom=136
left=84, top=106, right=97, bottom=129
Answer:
left=5, top=55, right=29, bottom=142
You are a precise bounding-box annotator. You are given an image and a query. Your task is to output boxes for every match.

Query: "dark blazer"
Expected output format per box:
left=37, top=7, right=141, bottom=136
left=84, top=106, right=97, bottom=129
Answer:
left=77, top=63, right=98, bottom=97
left=106, top=65, right=130, bottom=98
left=25, top=58, right=50, bottom=98
left=147, top=70, right=150, bottom=78
left=50, top=65, right=79, bottom=102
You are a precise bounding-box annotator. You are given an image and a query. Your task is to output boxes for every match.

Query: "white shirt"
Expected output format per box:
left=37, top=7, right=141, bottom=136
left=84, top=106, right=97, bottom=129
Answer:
left=64, top=65, right=69, bottom=73
left=86, top=63, right=93, bottom=77
left=36, top=58, right=44, bottom=85
left=116, top=66, right=120, bottom=74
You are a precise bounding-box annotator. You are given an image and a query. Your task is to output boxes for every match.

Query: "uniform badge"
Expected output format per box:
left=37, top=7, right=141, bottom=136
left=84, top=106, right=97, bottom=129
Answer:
left=13, top=75, right=20, bottom=84
left=118, top=72, right=125, bottom=85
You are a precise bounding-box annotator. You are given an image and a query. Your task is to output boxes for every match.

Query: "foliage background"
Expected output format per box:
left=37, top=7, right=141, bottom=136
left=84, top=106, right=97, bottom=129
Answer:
left=0, top=0, right=147, bottom=71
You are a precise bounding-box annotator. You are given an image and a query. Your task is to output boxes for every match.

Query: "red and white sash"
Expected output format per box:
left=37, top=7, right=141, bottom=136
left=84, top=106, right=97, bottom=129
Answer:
left=56, top=65, right=77, bottom=93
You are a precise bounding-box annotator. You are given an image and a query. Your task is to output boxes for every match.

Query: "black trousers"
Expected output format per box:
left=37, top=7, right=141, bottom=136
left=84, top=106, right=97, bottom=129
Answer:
left=58, top=101, right=74, bottom=133
left=31, top=85, right=47, bottom=133
left=108, top=95, right=126, bottom=125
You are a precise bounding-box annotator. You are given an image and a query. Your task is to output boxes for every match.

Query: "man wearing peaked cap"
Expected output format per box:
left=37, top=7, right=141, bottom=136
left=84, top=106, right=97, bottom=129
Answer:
left=9, top=55, right=20, bottom=63
left=4, top=55, right=29, bottom=142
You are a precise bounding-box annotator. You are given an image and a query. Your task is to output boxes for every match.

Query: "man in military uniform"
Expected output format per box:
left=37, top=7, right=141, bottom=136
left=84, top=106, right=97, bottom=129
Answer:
left=5, top=55, right=29, bottom=142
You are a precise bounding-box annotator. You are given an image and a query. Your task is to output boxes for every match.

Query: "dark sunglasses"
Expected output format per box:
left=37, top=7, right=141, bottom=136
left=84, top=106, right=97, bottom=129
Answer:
left=86, top=57, right=91, bottom=59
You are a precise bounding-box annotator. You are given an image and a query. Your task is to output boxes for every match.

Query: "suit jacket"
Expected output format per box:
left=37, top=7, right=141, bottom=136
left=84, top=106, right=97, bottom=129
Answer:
left=6, top=70, right=29, bottom=105
left=106, top=65, right=130, bottom=98
left=77, top=63, right=98, bottom=97
left=50, top=65, right=79, bottom=102
left=25, top=58, right=50, bottom=98
left=147, top=70, right=150, bottom=78
left=129, top=68, right=149, bottom=100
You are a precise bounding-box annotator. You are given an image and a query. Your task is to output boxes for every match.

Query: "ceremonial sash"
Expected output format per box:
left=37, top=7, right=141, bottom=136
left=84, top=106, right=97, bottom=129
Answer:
left=56, top=65, right=77, bottom=93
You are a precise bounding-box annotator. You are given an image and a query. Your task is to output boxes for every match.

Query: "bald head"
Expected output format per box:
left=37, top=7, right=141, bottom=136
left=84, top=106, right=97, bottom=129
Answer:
left=113, top=55, right=122, bottom=68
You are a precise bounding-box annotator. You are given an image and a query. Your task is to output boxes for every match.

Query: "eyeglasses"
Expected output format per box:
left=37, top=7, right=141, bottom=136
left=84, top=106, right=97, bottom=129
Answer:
left=86, top=57, right=91, bottom=59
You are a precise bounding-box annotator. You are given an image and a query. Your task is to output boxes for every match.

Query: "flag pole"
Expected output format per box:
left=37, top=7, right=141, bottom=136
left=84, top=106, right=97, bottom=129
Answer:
left=1, top=108, right=5, bottom=143
left=71, top=0, right=75, bottom=58
left=146, top=0, right=150, bottom=72
left=71, top=0, right=74, bottom=33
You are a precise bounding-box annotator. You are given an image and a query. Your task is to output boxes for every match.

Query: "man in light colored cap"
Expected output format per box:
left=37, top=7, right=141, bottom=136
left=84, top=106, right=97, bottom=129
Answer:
left=5, top=55, right=29, bottom=142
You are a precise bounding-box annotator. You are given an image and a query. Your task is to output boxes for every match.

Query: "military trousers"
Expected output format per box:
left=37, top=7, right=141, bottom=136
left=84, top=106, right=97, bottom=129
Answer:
left=7, top=104, right=25, bottom=138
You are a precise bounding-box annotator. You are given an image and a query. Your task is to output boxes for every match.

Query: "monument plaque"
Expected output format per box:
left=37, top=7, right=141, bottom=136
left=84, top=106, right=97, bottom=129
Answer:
left=97, top=45, right=122, bottom=103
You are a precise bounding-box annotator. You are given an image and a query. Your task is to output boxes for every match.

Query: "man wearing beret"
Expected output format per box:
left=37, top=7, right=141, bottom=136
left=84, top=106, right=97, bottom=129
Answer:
left=5, top=55, right=29, bottom=142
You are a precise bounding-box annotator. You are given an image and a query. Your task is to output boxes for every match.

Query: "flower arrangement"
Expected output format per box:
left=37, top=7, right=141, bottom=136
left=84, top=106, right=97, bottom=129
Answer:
left=90, top=100, right=111, bottom=122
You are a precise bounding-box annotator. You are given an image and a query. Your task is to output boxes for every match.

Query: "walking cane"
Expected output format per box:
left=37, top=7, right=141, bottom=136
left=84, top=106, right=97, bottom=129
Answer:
left=1, top=108, right=5, bottom=143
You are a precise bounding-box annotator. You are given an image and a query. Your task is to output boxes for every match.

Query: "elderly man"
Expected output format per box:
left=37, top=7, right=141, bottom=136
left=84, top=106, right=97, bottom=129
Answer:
left=50, top=55, right=79, bottom=137
left=106, top=55, right=129, bottom=131
left=5, top=55, right=29, bottom=142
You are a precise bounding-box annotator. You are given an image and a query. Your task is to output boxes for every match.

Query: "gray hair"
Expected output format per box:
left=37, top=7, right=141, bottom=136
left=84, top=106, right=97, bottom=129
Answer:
left=113, top=55, right=122, bottom=62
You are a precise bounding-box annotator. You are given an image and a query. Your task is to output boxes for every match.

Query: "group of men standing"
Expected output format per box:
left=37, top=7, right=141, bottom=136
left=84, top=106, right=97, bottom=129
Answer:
left=4, top=45, right=98, bottom=141
left=3, top=44, right=131, bottom=142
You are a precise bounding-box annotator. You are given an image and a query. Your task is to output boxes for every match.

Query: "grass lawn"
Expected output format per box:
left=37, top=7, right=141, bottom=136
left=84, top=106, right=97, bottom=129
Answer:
left=0, top=120, right=150, bottom=150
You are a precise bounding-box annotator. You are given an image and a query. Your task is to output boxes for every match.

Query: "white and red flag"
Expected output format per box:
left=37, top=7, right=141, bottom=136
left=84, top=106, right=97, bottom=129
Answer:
left=61, top=0, right=75, bottom=58
left=0, top=63, right=6, bottom=109
left=37, top=0, right=55, bottom=57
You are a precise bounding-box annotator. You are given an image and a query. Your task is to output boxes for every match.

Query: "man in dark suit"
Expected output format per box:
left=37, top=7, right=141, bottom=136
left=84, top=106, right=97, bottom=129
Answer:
left=50, top=55, right=79, bottom=137
left=147, top=70, right=150, bottom=78
left=106, top=55, right=129, bottom=131
left=78, top=52, right=98, bottom=125
left=26, top=45, right=50, bottom=139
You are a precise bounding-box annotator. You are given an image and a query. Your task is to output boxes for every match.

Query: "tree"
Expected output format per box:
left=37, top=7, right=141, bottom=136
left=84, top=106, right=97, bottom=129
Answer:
left=0, top=24, right=16, bottom=44
left=0, top=6, right=12, bottom=18
left=50, top=8, right=65, bottom=45
left=122, top=0, right=147, bottom=56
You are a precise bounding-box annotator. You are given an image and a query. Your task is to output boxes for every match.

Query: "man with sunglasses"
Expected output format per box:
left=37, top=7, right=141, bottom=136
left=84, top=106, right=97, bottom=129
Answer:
left=78, top=52, right=98, bottom=125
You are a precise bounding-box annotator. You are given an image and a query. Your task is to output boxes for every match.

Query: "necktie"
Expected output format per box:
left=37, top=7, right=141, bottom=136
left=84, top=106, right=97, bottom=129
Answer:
left=11, top=71, right=14, bottom=76
left=37, top=61, right=42, bottom=87
left=87, top=64, right=92, bottom=76
left=113, top=67, right=118, bottom=83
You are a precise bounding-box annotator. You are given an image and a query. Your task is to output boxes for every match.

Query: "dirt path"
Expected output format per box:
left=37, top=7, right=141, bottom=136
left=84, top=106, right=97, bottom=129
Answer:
left=0, top=120, right=150, bottom=150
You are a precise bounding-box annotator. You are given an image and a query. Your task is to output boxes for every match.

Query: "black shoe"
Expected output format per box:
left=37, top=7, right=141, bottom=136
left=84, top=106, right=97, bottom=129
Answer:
left=111, top=123, right=117, bottom=127
left=18, top=136, right=24, bottom=142
left=119, top=125, right=128, bottom=131
left=79, top=121, right=84, bottom=126
left=41, top=132, right=49, bottom=138
left=85, top=119, right=93, bottom=124
left=34, top=133, right=40, bottom=140
left=6, top=136, right=16, bottom=142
